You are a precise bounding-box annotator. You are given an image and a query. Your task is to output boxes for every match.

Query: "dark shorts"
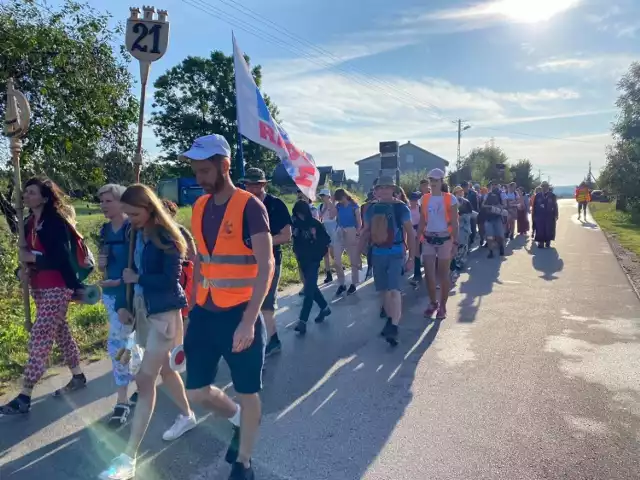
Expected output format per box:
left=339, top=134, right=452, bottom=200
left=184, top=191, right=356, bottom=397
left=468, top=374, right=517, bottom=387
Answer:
left=184, top=304, right=266, bottom=394
left=372, top=254, right=404, bottom=292
left=262, top=262, right=281, bottom=311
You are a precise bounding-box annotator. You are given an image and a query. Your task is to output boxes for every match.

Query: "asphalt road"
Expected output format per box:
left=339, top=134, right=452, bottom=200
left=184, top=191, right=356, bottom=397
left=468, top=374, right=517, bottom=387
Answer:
left=1, top=199, right=639, bottom=480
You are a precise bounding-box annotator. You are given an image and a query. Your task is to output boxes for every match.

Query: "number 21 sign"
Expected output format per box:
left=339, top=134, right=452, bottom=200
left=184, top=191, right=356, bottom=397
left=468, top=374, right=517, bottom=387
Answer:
left=125, top=6, right=169, bottom=63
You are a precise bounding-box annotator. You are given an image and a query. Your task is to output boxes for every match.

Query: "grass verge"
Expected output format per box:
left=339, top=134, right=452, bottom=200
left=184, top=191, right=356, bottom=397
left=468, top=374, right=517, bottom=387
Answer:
left=590, top=202, right=640, bottom=256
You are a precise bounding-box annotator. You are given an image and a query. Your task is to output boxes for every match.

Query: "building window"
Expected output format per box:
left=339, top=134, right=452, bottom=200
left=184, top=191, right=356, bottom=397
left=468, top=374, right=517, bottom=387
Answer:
left=405, top=154, right=414, bottom=164
left=364, top=170, right=374, bottom=175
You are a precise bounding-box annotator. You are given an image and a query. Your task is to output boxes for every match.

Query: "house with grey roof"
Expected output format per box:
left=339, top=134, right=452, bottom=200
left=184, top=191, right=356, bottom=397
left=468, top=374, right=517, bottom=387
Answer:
left=356, top=141, right=449, bottom=190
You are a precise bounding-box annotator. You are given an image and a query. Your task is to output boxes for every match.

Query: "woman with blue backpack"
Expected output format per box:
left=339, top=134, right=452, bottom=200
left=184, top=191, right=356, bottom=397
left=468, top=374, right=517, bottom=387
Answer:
left=1, top=177, right=90, bottom=415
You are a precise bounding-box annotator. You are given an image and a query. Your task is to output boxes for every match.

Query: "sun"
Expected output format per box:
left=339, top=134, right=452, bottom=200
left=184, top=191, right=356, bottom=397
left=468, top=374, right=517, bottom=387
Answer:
left=491, top=0, right=579, bottom=23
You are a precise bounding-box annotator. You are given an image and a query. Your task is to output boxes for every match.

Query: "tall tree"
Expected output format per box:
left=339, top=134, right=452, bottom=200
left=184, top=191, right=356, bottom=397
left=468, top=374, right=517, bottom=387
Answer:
left=150, top=52, right=280, bottom=179
left=600, top=61, right=640, bottom=211
left=463, top=144, right=511, bottom=184
left=0, top=0, right=138, bottom=184
left=510, top=159, right=536, bottom=192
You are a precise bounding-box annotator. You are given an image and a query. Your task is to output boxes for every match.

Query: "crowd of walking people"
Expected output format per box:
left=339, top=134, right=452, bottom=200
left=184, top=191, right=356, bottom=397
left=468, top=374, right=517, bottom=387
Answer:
left=0, top=133, right=563, bottom=480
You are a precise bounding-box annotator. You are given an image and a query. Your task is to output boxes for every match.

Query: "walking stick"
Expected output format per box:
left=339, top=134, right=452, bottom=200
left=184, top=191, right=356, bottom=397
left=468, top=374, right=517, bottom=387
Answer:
left=124, top=6, right=170, bottom=310
left=3, top=79, right=33, bottom=331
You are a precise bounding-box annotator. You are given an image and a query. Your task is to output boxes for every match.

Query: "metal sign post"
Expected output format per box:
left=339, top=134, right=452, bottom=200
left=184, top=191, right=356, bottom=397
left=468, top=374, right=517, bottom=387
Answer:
left=379, top=141, right=400, bottom=187
left=3, top=79, right=32, bottom=331
left=124, top=6, right=170, bottom=309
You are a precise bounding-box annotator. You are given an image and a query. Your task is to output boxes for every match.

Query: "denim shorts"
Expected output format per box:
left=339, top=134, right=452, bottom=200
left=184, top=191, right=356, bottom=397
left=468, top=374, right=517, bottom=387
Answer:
left=262, top=262, right=281, bottom=311
left=184, top=304, right=266, bottom=394
left=484, top=218, right=505, bottom=238
left=372, top=254, right=404, bottom=292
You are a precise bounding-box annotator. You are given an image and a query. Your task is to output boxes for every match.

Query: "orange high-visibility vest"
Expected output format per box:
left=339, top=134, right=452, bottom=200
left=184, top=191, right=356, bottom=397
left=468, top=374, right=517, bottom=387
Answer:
left=421, top=192, right=453, bottom=234
left=575, top=187, right=591, bottom=203
left=191, top=189, right=258, bottom=308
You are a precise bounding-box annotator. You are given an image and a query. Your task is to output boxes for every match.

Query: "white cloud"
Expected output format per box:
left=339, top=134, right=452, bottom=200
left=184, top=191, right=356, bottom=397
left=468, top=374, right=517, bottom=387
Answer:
left=261, top=68, right=611, bottom=184
left=585, top=3, right=640, bottom=38
left=400, top=0, right=581, bottom=32
left=527, top=54, right=637, bottom=77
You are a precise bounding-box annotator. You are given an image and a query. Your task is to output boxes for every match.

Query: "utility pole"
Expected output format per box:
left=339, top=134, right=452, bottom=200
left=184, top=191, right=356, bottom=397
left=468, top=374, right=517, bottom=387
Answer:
left=454, top=119, right=471, bottom=171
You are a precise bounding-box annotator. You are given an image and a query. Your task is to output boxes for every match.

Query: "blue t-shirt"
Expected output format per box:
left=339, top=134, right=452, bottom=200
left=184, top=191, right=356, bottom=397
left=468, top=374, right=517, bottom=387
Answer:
left=101, top=221, right=130, bottom=298
left=336, top=202, right=359, bottom=228
left=365, top=202, right=411, bottom=256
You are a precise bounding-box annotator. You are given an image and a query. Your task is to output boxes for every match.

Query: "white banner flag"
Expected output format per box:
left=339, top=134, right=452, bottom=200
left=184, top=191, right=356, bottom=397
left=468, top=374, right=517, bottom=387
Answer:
left=232, top=34, right=320, bottom=200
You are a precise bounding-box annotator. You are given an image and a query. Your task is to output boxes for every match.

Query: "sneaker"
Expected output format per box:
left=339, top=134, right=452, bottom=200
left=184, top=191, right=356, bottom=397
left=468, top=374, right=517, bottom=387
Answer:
left=99, top=453, right=135, bottom=480
left=229, top=461, right=255, bottom=480
left=129, top=391, right=138, bottom=407
left=225, top=425, right=241, bottom=464
left=314, top=307, right=331, bottom=324
left=380, top=318, right=392, bottom=337
left=294, top=320, right=307, bottom=335
left=436, top=306, right=447, bottom=320
left=324, top=272, right=333, bottom=284
left=108, top=403, right=131, bottom=428
left=0, top=395, right=31, bottom=416
left=384, top=324, right=399, bottom=346
left=52, top=374, right=86, bottom=397
left=347, top=284, right=357, bottom=295
left=379, top=306, right=387, bottom=319
left=335, top=284, right=347, bottom=297
left=424, top=302, right=439, bottom=318
left=162, top=411, right=197, bottom=441
left=265, top=335, right=282, bottom=357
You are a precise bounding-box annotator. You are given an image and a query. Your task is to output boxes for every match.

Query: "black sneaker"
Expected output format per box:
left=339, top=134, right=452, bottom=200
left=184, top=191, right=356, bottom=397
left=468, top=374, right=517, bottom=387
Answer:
left=228, top=461, right=254, bottom=480
left=384, top=324, right=399, bottom=346
left=129, top=391, right=139, bottom=407
left=335, top=285, right=347, bottom=297
left=108, top=403, right=131, bottom=428
left=225, top=425, right=241, bottom=464
left=53, top=374, right=87, bottom=397
left=0, top=395, right=31, bottom=416
left=324, top=272, right=333, bottom=284
left=380, top=318, right=392, bottom=337
left=265, top=335, right=282, bottom=357
left=347, top=284, right=357, bottom=295
left=314, top=307, right=331, bottom=324
left=294, top=320, right=307, bottom=335
left=488, top=250, right=494, bottom=259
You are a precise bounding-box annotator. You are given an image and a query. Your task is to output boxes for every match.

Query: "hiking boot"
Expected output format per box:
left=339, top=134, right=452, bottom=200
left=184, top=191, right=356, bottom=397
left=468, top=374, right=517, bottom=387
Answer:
left=335, top=285, right=347, bottom=297
left=53, top=373, right=87, bottom=397
left=323, top=272, right=333, bottom=284
left=314, top=307, right=331, bottom=324
left=347, top=284, right=357, bottom=295
left=294, top=320, right=307, bottom=335
left=383, top=324, right=399, bottom=346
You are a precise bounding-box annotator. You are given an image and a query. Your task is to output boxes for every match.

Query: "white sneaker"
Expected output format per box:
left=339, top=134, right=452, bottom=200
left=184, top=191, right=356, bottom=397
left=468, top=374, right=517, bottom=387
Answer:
left=98, top=453, right=136, bottom=480
left=162, top=411, right=197, bottom=441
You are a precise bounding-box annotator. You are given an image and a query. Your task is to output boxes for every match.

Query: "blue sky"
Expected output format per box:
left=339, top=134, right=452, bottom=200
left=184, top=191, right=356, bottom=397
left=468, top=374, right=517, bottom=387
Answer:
left=55, top=0, right=640, bottom=184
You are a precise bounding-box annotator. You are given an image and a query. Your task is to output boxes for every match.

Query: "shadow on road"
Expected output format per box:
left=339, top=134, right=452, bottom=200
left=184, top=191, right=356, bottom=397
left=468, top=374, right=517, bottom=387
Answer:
left=456, top=246, right=503, bottom=323
left=532, top=247, right=564, bottom=281
left=1, top=272, right=443, bottom=480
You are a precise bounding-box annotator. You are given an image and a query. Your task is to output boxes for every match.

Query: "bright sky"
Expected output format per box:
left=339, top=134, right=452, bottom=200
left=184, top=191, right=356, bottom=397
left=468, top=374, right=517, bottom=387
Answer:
left=53, top=0, right=640, bottom=185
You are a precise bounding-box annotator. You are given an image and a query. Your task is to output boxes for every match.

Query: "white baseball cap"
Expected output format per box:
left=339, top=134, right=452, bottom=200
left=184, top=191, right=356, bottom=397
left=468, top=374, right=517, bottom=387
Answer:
left=319, top=188, right=331, bottom=196
left=180, top=134, right=231, bottom=161
left=428, top=168, right=445, bottom=180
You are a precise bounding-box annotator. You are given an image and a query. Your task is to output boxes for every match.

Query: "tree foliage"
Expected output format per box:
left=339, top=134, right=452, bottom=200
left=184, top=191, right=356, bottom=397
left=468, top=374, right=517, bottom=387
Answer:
left=458, top=144, right=512, bottom=185
left=150, top=51, right=280, bottom=179
left=600, top=61, right=640, bottom=213
left=510, top=159, right=536, bottom=193
left=0, top=0, right=138, bottom=190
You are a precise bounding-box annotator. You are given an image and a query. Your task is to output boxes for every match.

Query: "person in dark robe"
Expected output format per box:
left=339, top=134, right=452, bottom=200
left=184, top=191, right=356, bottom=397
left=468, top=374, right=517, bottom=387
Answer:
left=532, top=181, right=558, bottom=248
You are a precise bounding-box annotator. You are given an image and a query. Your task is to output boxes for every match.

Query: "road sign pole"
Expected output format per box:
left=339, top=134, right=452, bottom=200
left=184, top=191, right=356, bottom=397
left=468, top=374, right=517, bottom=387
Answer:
left=4, top=79, right=32, bottom=331
left=125, top=6, right=170, bottom=309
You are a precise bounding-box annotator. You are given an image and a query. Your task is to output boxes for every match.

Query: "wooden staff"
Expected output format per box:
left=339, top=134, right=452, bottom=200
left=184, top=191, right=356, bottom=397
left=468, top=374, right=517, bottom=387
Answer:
left=3, top=79, right=32, bottom=331
left=124, top=6, right=170, bottom=310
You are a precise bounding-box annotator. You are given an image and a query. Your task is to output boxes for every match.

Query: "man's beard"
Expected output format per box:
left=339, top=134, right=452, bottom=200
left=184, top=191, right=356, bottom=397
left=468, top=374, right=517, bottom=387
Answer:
left=204, top=172, right=226, bottom=194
